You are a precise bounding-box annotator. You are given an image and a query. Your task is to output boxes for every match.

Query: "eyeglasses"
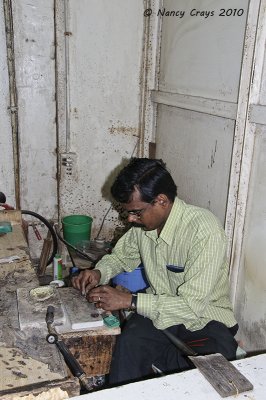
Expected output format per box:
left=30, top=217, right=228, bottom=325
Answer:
left=126, top=200, right=157, bottom=219
left=127, top=208, right=147, bottom=218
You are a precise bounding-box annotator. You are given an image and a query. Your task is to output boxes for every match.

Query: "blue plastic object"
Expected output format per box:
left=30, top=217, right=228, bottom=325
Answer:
left=112, top=264, right=149, bottom=292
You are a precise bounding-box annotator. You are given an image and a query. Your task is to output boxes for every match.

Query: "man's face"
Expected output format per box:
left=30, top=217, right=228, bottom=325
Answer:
left=122, top=189, right=171, bottom=232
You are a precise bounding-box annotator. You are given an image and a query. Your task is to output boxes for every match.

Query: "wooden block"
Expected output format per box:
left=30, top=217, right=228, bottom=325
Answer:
left=38, top=238, right=52, bottom=276
left=189, top=353, right=253, bottom=397
left=61, top=332, right=117, bottom=376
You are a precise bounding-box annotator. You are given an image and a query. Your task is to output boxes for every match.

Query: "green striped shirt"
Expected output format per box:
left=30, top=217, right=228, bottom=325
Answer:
left=96, top=197, right=237, bottom=331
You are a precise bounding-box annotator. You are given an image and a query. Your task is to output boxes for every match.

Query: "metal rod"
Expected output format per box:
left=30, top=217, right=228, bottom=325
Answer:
left=45, top=306, right=93, bottom=391
left=162, top=329, right=197, bottom=357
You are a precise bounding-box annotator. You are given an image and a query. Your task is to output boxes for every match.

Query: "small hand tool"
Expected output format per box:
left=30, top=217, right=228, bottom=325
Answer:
left=163, top=329, right=253, bottom=398
left=45, top=306, right=93, bottom=391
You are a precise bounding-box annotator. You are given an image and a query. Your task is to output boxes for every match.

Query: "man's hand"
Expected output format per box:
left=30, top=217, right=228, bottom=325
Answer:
left=88, top=285, right=132, bottom=311
left=72, top=269, right=101, bottom=295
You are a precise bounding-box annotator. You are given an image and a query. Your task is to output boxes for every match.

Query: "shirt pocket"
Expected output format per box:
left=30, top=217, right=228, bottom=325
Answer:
left=166, top=265, right=185, bottom=273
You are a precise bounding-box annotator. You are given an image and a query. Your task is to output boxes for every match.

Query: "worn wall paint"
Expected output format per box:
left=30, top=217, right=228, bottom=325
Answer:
left=155, top=0, right=249, bottom=227
left=156, top=105, right=235, bottom=224
left=159, top=0, right=249, bottom=102
left=12, top=0, right=57, bottom=218
left=58, top=0, right=145, bottom=240
left=229, top=0, right=266, bottom=352
left=0, top=3, right=15, bottom=203
left=234, top=125, right=266, bottom=351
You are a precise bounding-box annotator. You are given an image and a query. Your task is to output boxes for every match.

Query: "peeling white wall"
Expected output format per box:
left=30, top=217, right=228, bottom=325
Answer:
left=12, top=0, right=58, bottom=217
left=230, top=0, right=266, bottom=352
left=156, top=105, right=235, bottom=223
left=234, top=125, right=266, bottom=351
left=154, top=0, right=248, bottom=225
left=159, top=0, right=248, bottom=102
left=58, top=0, right=145, bottom=240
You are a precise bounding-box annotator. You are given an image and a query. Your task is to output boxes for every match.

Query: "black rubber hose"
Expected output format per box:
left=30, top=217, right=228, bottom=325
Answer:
left=21, top=210, right=58, bottom=266
left=0, top=192, right=7, bottom=203
left=55, top=225, right=96, bottom=263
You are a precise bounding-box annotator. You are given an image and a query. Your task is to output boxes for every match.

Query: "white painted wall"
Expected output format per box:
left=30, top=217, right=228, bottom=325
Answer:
left=235, top=126, right=266, bottom=350
left=0, top=1, right=58, bottom=217
left=154, top=0, right=248, bottom=225
left=156, top=105, right=235, bottom=223
left=232, top=0, right=266, bottom=350
left=153, top=0, right=266, bottom=353
left=12, top=0, right=58, bottom=218
left=57, top=0, right=145, bottom=239
left=159, top=0, right=248, bottom=102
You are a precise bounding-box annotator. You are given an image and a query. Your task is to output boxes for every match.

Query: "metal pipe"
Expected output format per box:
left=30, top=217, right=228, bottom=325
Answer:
left=138, top=0, right=151, bottom=157
left=45, top=306, right=94, bottom=391
left=64, top=0, right=71, bottom=152
left=3, top=0, right=20, bottom=209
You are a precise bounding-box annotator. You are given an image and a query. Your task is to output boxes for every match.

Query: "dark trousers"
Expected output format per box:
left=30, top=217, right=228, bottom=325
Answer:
left=109, top=314, right=238, bottom=385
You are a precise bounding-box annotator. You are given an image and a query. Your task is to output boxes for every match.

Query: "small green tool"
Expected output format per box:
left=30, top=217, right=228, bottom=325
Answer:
left=0, top=221, right=12, bottom=234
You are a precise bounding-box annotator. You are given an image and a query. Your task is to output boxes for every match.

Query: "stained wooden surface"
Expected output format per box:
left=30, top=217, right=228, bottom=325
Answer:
left=0, top=211, right=79, bottom=398
left=189, top=353, right=253, bottom=397
left=61, top=333, right=116, bottom=376
left=0, top=210, right=22, bottom=225
left=0, top=211, right=120, bottom=398
left=17, top=286, right=66, bottom=330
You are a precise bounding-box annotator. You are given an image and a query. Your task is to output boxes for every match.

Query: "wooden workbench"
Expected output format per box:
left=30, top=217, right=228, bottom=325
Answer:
left=0, top=211, right=120, bottom=399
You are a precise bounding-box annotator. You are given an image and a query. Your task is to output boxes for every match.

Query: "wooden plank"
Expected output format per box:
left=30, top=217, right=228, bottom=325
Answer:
left=2, top=378, right=80, bottom=399
left=0, top=210, right=22, bottom=224
left=0, top=223, right=80, bottom=398
left=151, top=90, right=238, bottom=120
left=38, top=237, right=52, bottom=276
left=0, top=346, right=66, bottom=393
left=189, top=353, right=253, bottom=397
left=0, top=224, right=28, bottom=259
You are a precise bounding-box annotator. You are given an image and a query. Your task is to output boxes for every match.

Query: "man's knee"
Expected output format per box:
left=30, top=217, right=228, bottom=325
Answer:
left=206, top=321, right=238, bottom=360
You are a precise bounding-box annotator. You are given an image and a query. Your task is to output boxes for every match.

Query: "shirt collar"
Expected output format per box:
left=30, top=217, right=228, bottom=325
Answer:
left=145, top=197, right=185, bottom=245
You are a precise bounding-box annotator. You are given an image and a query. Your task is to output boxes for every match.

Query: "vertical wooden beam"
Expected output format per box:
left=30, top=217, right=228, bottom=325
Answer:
left=3, top=0, right=20, bottom=209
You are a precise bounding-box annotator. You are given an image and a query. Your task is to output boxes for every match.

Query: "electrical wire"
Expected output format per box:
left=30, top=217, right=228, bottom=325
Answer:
left=95, top=204, right=112, bottom=239
left=54, top=224, right=96, bottom=263
left=95, top=139, right=139, bottom=239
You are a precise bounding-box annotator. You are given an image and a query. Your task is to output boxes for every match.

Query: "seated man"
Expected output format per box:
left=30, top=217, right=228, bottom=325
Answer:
left=72, top=158, right=238, bottom=385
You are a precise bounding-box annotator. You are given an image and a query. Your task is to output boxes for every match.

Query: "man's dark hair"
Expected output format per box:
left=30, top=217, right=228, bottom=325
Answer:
left=111, top=158, right=177, bottom=203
